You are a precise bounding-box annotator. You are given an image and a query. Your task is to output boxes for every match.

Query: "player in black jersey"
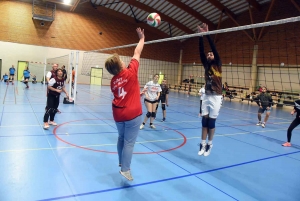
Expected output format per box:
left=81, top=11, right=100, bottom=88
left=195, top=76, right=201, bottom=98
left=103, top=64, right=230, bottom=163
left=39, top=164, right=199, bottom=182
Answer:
left=43, top=68, right=69, bottom=129
left=155, top=79, right=169, bottom=122
left=282, top=99, right=300, bottom=147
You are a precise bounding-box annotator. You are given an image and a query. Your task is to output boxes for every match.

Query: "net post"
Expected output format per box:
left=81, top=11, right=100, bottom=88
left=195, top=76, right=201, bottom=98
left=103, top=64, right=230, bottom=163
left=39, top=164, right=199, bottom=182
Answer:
left=68, top=51, right=74, bottom=99
left=43, top=58, right=46, bottom=86
left=73, top=51, right=79, bottom=103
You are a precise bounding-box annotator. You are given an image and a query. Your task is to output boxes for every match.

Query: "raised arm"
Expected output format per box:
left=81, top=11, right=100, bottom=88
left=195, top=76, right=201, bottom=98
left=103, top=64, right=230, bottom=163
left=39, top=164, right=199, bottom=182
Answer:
left=206, top=35, right=220, bottom=63
left=198, top=25, right=207, bottom=66
left=132, top=28, right=145, bottom=62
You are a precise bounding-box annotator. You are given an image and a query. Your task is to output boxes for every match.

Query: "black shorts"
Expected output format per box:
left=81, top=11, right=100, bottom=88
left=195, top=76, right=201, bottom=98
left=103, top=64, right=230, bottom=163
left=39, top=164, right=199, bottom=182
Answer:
left=158, top=97, right=166, bottom=103
left=144, top=99, right=157, bottom=104
left=24, top=77, right=30, bottom=80
left=258, top=107, right=271, bottom=113
left=4, top=79, right=8, bottom=82
left=10, top=74, right=14, bottom=76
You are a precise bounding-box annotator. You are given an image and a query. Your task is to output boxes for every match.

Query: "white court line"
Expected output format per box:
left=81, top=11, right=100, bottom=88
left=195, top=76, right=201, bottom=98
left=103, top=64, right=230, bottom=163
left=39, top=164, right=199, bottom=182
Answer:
left=0, top=118, right=253, bottom=128
left=0, top=124, right=41, bottom=127
left=168, top=95, right=293, bottom=121
left=1, top=128, right=297, bottom=153
left=272, top=122, right=292, bottom=124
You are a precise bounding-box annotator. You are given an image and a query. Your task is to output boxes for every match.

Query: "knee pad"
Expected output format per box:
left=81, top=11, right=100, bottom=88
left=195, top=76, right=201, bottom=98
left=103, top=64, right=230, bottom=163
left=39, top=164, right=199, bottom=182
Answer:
left=151, top=112, right=156, bottom=118
left=162, top=104, right=166, bottom=111
left=208, top=118, right=216, bottom=129
left=146, top=111, right=151, bottom=118
left=202, top=117, right=209, bottom=127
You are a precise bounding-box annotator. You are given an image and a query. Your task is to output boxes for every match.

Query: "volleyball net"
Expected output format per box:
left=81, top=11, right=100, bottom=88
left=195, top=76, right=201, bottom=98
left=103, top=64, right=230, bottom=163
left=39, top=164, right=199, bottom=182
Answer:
left=81, top=16, right=300, bottom=105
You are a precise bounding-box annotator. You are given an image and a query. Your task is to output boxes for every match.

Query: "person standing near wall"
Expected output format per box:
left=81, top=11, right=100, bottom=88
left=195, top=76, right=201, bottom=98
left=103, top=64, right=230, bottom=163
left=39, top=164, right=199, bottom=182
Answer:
left=9, top=65, right=16, bottom=85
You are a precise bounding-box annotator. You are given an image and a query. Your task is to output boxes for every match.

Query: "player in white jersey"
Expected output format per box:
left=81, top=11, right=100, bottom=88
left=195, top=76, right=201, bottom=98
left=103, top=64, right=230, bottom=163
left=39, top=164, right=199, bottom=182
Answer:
left=140, top=74, right=162, bottom=129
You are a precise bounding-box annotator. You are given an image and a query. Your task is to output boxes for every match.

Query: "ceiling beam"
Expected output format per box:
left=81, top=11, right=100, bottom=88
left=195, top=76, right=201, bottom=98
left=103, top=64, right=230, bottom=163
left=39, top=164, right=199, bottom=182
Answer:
left=248, top=4, right=256, bottom=41
left=206, top=0, right=254, bottom=41
left=70, top=0, right=81, bottom=11
left=165, top=0, right=215, bottom=29
left=206, top=0, right=236, bottom=19
left=81, top=4, right=170, bottom=39
left=258, top=0, right=275, bottom=40
left=290, top=0, right=300, bottom=12
left=121, top=0, right=194, bottom=34
left=79, top=0, right=90, bottom=5
left=245, top=0, right=261, bottom=11
left=223, top=9, right=254, bottom=41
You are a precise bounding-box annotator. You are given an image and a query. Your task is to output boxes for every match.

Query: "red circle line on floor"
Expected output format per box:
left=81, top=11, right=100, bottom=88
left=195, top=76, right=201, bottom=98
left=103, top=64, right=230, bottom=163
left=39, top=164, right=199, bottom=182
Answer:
left=53, top=119, right=187, bottom=154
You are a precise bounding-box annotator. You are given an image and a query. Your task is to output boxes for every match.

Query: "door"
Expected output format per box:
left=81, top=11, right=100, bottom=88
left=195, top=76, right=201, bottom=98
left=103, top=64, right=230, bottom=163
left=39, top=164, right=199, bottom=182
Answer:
left=18, top=61, right=29, bottom=81
left=90, top=67, right=103, bottom=85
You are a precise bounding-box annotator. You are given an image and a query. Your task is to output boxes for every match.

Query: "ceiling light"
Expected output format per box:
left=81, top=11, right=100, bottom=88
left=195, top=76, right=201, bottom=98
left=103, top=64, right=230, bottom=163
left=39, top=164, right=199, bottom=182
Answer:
left=64, top=0, right=71, bottom=4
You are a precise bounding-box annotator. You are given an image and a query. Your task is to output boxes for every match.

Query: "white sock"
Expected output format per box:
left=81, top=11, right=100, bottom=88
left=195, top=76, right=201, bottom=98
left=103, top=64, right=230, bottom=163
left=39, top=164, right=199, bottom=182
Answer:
left=201, top=140, right=206, bottom=144
left=208, top=140, right=213, bottom=145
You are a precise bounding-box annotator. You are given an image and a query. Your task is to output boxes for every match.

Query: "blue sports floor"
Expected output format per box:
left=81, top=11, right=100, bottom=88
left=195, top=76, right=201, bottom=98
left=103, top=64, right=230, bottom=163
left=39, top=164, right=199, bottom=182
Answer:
left=0, top=82, right=299, bottom=201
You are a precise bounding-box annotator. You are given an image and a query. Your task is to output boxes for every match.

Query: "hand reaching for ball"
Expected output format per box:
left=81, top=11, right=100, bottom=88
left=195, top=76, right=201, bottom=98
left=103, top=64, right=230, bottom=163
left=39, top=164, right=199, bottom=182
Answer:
left=197, top=23, right=209, bottom=33
left=136, top=27, right=145, bottom=40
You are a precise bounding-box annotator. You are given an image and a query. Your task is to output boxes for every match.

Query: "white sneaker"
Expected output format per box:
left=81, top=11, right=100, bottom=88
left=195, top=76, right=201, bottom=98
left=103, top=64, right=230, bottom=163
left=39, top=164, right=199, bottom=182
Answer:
left=49, top=121, right=57, bottom=126
left=139, top=124, right=144, bottom=130
left=150, top=124, right=156, bottom=129
left=119, top=170, right=133, bottom=181
left=198, top=143, right=206, bottom=156
left=261, top=123, right=265, bottom=128
left=43, top=123, right=49, bottom=130
left=256, top=122, right=261, bottom=126
left=203, top=144, right=213, bottom=156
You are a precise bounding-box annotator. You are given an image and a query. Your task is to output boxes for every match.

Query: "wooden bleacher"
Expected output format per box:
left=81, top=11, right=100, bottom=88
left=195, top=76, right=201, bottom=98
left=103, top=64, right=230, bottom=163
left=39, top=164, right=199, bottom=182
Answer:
left=169, top=82, right=298, bottom=107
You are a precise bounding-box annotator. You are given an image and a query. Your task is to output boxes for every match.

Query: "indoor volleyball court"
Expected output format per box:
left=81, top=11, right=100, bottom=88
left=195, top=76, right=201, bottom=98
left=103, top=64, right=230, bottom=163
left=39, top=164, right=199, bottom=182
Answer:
left=0, top=1, right=300, bottom=201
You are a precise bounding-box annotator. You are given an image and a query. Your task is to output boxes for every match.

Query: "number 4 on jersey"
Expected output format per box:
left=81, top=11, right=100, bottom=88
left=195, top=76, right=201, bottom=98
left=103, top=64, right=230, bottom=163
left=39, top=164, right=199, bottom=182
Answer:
left=118, top=87, right=127, bottom=99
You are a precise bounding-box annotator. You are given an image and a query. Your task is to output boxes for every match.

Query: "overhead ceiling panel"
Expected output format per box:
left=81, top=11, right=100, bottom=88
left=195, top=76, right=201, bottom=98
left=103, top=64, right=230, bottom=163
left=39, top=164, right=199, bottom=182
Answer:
left=84, top=0, right=271, bottom=37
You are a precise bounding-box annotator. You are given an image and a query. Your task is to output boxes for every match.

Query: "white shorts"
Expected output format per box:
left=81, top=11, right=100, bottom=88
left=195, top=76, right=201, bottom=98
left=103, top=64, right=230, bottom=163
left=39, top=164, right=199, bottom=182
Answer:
left=201, top=95, right=222, bottom=118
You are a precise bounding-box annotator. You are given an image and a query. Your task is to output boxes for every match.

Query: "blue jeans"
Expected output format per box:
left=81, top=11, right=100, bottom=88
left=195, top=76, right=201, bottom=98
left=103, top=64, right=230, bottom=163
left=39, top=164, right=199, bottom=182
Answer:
left=115, top=115, right=142, bottom=172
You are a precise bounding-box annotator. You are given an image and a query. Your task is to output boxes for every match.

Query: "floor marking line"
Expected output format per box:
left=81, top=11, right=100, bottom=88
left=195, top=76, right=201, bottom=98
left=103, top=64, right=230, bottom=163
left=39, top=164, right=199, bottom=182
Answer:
left=37, top=150, right=300, bottom=201
left=1, top=128, right=299, bottom=153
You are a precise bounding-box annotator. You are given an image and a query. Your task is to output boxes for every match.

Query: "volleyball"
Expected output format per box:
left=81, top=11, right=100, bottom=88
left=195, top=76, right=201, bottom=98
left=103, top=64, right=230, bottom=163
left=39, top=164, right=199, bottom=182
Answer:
left=147, top=13, right=161, bottom=27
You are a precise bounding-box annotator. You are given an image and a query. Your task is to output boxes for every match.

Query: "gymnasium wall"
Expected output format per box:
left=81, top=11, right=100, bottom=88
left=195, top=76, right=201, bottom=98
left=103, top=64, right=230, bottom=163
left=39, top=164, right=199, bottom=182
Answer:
left=0, top=1, right=299, bottom=89
left=180, top=0, right=300, bottom=91
left=0, top=1, right=180, bottom=84
left=181, top=0, right=300, bottom=64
